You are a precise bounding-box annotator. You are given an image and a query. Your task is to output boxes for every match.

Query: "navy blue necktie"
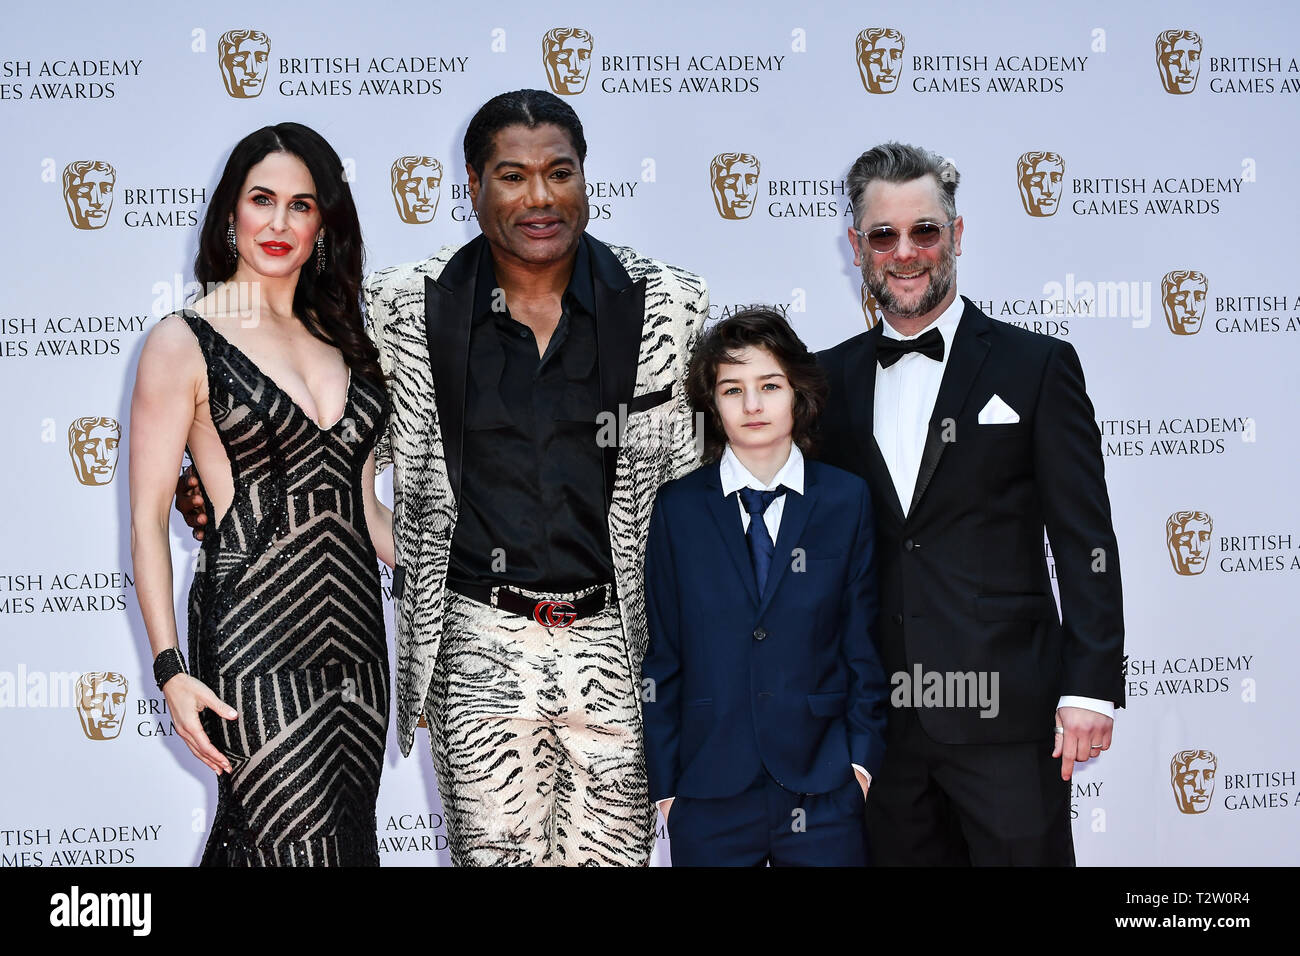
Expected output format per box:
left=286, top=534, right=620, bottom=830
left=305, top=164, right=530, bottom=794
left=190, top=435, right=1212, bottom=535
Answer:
left=738, top=486, right=787, bottom=595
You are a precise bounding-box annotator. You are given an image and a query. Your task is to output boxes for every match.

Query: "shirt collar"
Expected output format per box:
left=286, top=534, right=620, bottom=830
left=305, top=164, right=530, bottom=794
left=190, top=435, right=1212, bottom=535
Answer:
left=880, top=290, right=965, bottom=354
left=473, top=234, right=596, bottom=323
left=720, top=442, right=805, bottom=498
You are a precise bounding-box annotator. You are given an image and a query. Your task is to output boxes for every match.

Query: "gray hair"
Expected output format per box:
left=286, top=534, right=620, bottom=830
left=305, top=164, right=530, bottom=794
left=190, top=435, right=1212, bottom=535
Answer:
left=847, top=142, right=959, bottom=227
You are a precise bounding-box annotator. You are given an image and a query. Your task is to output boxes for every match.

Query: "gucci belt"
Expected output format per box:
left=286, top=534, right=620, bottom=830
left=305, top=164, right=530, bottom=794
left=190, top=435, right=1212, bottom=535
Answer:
left=447, top=581, right=615, bottom=629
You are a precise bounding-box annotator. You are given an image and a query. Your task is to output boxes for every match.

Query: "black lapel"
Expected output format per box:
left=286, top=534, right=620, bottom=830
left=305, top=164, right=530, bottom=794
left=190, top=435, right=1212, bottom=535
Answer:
left=589, top=235, right=646, bottom=507
left=757, top=474, right=821, bottom=618
left=701, top=463, right=759, bottom=606
left=424, top=236, right=484, bottom=501
left=908, top=297, right=992, bottom=516
left=845, top=325, right=905, bottom=523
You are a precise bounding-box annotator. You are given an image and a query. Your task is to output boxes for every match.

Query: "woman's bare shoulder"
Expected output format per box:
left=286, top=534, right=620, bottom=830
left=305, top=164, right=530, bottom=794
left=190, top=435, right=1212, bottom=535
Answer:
left=138, top=313, right=204, bottom=381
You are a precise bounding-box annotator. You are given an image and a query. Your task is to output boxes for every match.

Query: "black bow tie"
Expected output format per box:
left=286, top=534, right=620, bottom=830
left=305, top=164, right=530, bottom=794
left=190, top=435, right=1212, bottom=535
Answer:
left=877, top=328, right=945, bottom=369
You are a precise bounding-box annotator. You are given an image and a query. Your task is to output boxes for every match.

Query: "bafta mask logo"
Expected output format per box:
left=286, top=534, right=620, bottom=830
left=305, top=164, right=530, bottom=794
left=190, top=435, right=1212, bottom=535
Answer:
left=1016, top=151, right=1065, bottom=217
left=76, top=671, right=128, bottom=741
left=1162, top=270, right=1208, bottom=335
left=1156, top=30, right=1203, bottom=94
left=218, top=29, right=271, bottom=98
left=1170, top=749, right=1217, bottom=813
left=68, top=416, right=121, bottom=485
left=862, top=280, right=884, bottom=329
left=62, top=161, right=116, bottom=230
left=391, top=156, right=443, bottom=224
left=710, top=152, right=761, bottom=220
left=856, top=28, right=905, bottom=94
left=1167, top=510, right=1213, bottom=576
left=542, top=27, right=594, bottom=95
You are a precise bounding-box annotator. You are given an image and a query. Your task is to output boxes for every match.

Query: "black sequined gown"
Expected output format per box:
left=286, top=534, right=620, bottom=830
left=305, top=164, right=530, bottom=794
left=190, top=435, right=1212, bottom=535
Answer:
left=178, top=310, right=390, bottom=867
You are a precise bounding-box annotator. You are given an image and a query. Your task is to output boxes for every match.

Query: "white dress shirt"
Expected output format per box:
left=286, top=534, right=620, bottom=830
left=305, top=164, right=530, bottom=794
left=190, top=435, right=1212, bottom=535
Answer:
left=873, top=292, right=1113, bottom=721
left=719, top=442, right=804, bottom=539
left=873, top=293, right=964, bottom=515
left=658, top=443, right=869, bottom=817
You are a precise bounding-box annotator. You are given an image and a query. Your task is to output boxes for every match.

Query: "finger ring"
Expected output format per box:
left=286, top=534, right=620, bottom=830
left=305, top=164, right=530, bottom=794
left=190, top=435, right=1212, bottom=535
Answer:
left=1054, top=726, right=1064, bottom=734
left=1090, top=745, right=1103, bottom=751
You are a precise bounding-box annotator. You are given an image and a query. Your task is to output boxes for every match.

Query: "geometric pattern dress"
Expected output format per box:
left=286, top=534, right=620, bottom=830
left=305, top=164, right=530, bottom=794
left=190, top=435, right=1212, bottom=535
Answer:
left=177, top=309, right=390, bottom=866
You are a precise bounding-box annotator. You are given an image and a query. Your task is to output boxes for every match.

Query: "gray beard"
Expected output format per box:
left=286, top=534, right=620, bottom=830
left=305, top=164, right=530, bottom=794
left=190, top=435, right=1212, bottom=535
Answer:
left=863, top=244, right=956, bottom=319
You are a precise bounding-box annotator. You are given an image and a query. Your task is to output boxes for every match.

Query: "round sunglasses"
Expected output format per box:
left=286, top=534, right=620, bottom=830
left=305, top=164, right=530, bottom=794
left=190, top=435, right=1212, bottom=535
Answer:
left=853, top=219, right=956, bottom=254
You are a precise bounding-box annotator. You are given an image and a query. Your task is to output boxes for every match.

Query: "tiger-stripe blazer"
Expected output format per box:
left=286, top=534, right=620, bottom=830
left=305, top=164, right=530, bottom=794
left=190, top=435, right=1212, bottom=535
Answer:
left=362, top=234, right=708, bottom=756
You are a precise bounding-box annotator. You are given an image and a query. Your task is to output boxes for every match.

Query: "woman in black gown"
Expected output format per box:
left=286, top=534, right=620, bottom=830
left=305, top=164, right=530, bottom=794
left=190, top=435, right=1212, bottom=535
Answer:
left=129, top=124, right=392, bottom=866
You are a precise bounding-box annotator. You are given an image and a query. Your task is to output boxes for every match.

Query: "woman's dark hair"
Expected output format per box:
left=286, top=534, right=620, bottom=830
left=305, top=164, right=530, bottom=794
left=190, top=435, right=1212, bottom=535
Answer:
left=685, top=307, right=828, bottom=464
left=194, top=122, right=382, bottom=384
left=463, top=89, right=587, bottom=179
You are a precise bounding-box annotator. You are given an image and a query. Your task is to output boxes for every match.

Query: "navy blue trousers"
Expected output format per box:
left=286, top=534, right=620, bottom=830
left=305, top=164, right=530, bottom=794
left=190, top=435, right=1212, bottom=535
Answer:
left=667, top=769, right=869, bottom=867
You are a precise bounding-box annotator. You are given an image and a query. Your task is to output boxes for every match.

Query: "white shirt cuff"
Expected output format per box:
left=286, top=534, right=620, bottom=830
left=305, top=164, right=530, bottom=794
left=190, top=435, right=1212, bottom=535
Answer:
left=1057, top=695, right=1114, bottom=719
left=852, top=764, right=872, bottom=786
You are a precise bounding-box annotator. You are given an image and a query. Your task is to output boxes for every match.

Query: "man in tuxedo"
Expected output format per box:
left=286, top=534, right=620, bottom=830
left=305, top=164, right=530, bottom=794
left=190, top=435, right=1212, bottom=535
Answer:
left=643, top=309, right=888, bottom=865
left=817, top=142, right=1125, bottom=865
left=182, top=90, right=706, bottom=865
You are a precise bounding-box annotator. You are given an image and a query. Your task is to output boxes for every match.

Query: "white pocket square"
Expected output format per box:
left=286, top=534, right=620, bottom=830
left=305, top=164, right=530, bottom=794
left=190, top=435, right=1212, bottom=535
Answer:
left=978, top=394, right=1020, bottom=425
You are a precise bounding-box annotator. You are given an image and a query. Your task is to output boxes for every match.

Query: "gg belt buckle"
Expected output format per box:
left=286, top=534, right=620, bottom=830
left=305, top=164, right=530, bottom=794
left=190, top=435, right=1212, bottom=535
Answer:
left=533, top=599, right=577, bottom=629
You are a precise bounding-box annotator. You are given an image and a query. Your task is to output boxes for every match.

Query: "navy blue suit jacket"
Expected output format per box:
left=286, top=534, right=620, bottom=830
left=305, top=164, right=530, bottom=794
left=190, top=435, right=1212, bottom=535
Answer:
left=642, top=457, right=888, bottom=802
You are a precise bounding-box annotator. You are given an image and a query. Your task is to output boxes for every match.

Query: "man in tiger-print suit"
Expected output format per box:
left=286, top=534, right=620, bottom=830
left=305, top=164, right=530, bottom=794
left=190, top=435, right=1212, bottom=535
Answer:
left=363, top=90, right=707, bottom=865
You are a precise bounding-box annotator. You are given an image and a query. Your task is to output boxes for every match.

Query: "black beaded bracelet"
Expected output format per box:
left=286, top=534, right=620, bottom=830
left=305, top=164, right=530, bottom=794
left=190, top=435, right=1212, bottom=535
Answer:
left=153, top=647, right=187, bottom=690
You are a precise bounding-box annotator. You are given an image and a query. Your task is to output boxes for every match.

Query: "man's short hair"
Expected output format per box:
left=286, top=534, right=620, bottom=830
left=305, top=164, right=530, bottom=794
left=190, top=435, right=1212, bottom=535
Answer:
left=685, top=308, right=827, bottom=464
left=463, top=89, right=588, bottom=179
left=847, top=142, right=958, bottom=227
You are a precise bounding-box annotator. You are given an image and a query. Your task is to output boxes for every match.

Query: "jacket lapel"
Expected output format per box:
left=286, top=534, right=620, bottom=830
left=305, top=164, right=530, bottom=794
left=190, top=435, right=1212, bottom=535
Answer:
left=589, top=235, right=647, bottom=507
left=908, top=297, right=992, bottom=517
left=845, top=325, right=905, bottom=523
left=757, top=475, right=820, bottom=618
left=424, top=236, right=483, bottom=501
left=702, top=463, right=759, bottom=607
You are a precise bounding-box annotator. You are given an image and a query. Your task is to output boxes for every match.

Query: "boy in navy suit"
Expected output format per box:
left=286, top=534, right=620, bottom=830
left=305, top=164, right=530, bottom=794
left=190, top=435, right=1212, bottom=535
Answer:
left=642, top=308, right=888, bottom=866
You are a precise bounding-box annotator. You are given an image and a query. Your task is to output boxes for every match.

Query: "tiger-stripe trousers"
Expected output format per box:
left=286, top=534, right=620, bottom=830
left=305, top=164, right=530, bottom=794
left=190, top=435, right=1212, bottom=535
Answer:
left=424, top=589, right=655, bottom=866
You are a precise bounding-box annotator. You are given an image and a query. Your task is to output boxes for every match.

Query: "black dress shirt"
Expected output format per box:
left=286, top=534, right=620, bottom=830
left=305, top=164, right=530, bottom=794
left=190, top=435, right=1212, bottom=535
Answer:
left=447, top=239, right=615, bottom=592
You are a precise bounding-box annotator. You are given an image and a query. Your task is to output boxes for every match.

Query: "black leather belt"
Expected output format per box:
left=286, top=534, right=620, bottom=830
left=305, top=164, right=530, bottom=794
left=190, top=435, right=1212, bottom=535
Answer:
left=447, top=581, right=616, bottom=629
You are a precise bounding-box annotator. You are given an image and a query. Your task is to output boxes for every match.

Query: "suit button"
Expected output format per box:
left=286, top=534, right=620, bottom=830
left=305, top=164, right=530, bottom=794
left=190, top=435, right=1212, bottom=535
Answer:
left=904, top=539, right=916, bottom=551
left=753, top=626, right=767, bottom=641
left=892, top=613, right=903, bottom=626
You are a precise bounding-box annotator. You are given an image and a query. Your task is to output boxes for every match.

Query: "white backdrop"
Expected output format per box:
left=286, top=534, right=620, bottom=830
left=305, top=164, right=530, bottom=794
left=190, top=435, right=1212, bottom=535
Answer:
left=2, top=0, right=1297, bottom=867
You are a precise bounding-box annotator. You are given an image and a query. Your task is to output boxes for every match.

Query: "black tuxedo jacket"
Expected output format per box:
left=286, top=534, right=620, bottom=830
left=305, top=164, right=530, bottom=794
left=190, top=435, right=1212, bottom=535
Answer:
left=817, top=297, right=1125, bottom=745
